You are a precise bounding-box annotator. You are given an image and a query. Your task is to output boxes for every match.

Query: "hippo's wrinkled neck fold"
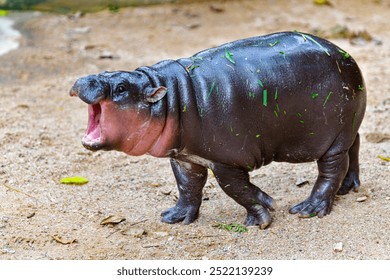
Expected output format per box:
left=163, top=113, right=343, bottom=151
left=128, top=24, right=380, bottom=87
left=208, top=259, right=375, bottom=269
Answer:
left=135, top=60, right=193, bottom=157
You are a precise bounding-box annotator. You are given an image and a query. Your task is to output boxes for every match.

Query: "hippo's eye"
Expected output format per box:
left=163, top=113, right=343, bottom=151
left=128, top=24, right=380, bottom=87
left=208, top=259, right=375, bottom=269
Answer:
left=116, top=84, right=126, bottom=93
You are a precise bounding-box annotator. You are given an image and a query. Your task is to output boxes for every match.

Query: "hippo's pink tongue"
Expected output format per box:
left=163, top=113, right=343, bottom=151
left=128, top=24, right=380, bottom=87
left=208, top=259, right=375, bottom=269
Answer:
left=82, top=104, right=102, bottom=147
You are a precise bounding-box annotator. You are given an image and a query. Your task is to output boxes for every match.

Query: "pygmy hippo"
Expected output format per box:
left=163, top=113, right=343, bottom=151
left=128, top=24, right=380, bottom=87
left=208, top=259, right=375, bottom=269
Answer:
left=70, top=31, right=366, bottom=229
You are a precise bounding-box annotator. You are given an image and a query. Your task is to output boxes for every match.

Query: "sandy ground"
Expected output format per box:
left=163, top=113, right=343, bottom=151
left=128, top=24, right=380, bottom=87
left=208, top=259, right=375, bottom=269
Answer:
left=0, top=0, right=389, bottom=260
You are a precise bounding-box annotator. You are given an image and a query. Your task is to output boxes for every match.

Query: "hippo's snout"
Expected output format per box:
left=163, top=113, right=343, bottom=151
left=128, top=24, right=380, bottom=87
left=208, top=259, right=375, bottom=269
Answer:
left=70, top=75, right=108, bottom=104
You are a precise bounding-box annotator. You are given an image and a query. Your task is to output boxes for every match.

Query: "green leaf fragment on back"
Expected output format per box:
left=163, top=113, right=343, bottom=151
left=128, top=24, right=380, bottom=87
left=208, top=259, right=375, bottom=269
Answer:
left=297, top=32, right=330, bottom=56
left=311, top=92, right=319, bottom=99
left=248, top=92, right=256, bottom=99
left=263, top=89, right=268, bottom=106
left=208, top=81, right=216, bottom=99
left=323, top=91, right=333, bottom=107
left=269, top=40, right=280, bottom=47
left=225, top=49, right=235, bottom=64
left=338, top=49, right=350, bottom=59
left=258, top=79, right=264, bottom=87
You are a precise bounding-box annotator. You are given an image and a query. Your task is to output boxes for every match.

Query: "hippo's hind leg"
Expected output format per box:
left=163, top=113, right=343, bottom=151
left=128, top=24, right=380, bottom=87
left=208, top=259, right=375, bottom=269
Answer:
left=289, top=142, right=350, bottom=218
left=212, top=164, right=275, bottom=229
left=161, top=159, right=207, bottom=225
left=338, top=133, right=361, bottom=195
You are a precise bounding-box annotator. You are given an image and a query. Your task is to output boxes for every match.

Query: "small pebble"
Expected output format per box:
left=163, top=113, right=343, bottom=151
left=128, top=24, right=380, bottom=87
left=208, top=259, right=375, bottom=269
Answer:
left=356, top=196, right=368, bottom=202
left=295, top=178, right=309, bottom=187
left=334, top=242, right=343, bottom=252
left=152, top=231, right=169, bottom=238
left=159, top=186, right=172, bottom=196
left=121, top=228, right=147, bottom=238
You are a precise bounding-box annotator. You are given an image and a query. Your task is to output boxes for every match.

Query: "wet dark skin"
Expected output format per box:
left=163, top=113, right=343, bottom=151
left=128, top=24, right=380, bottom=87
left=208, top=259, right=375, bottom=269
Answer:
left=70, top=32, right=366, bottom=229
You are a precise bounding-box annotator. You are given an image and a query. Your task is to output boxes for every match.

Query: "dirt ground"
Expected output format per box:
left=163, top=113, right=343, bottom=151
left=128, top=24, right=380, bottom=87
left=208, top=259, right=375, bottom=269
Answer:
left=0, top=0, right=389, bottom=260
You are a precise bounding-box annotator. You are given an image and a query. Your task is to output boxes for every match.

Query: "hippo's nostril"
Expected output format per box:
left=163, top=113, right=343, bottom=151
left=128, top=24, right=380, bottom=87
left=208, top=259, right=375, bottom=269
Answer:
left=70, top=75, right=107, bottom=105
left=69, top=87, right=79, bottom=97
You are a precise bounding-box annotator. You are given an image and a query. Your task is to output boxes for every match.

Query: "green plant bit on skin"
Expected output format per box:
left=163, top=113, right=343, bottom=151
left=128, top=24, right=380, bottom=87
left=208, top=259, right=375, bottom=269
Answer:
left=258, top=79, right=264, bottom=87
left=183, top=105, right=187, bottom=113
left=208, top=81, right=216, bottom=99
left=225, top=49, right=235, bottom=64
left=297, top=32, right=330, bottom=56
left=191, top=56, right=203, bottom=62
left=296, top=112, right=304, bottom=124
left=213, top=222, right=248, bottom=233
left=274, top=88, right=279, bottom=100
left=311, top=92, right=319, bottom=99
left=274, top=104, right=280, bottom=117
left=263, top=89, right=268, bottom=106
left=246, top=165, right=254, bottom=171
left=309, top=132, right=315, bottom=135
left=186, top=64, right=199, bottom=73
left=269, top=40, right=280, bottom=47
left=323, top=91, right=333, bottom=107
left=358, top=85, right=365, bottom=91
left=248, top=92, right=256, bottom=99
left=338, top=49, right=350, bottom=59
left=256, top=134, right=261, bottom=138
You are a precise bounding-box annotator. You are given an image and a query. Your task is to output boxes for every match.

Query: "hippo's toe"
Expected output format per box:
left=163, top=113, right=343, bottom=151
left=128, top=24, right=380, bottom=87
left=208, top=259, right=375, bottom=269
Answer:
left=161, top=205, right=199, bottom=225
left=244, top=204, right=272, bottom=229
left=289, top=197, right=333, bottom=218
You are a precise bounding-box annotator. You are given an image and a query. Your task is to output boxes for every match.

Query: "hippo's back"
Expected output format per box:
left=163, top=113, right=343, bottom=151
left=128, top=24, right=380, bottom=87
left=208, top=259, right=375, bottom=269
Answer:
left=175, top=32, right=366, bottom=168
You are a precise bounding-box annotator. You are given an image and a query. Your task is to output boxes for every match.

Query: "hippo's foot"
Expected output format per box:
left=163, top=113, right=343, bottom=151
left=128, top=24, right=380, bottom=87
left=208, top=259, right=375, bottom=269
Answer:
left=289, top=197, right=334, bottom=218
left=337, top=171, right=360, bottom=195
left=337, top=133, right=361, bottom=195
left=245, top=204, right=272, bottom=229
left=290, top=147, right=350, bottom=218
left=161, top=204, right=200, bottom=225
left=211, top=164, right=275, bottom=229
left=163, top=159, right=207, bottom=225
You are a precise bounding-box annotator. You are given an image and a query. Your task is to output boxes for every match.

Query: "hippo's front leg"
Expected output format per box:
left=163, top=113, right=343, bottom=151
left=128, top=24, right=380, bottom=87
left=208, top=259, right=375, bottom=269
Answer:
left=161, top=159, right=207, bottom=225
left=212, top=164, right=276, bottom=229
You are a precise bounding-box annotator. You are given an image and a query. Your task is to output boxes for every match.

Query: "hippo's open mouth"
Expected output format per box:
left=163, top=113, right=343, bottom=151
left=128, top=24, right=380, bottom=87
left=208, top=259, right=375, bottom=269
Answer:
left=82, top=103, right=103, bottom=150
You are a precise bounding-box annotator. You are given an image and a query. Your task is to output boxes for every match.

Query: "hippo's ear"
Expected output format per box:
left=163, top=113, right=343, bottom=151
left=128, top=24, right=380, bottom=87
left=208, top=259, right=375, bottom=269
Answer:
left=145, top=86, right=168, bottom=103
